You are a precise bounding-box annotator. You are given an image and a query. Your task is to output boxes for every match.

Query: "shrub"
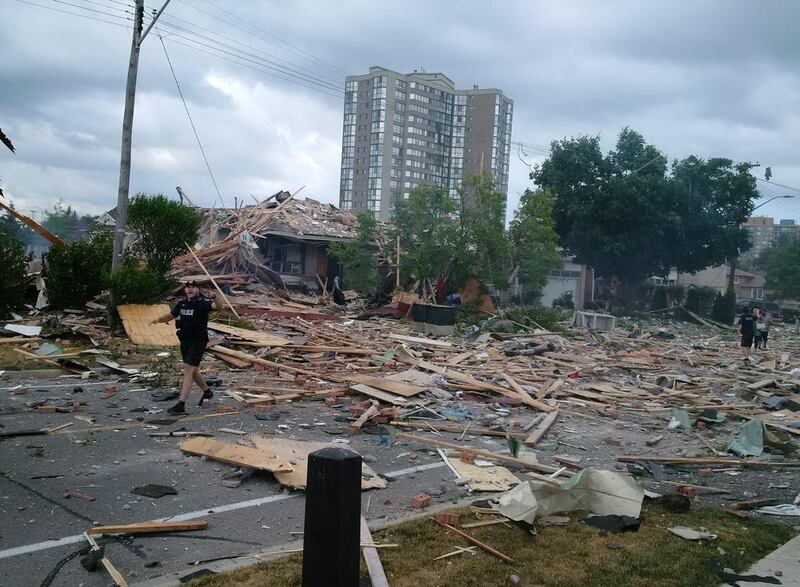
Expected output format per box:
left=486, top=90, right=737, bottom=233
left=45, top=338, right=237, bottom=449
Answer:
left=128, top=194, right=202, bottom=274
left=329, top=212, right=378, bottom=292
left=494, top=305, right=565, bottom=332
left=711, top=290, right=737, bottom=324
left=650, top=287, right=668, bottom=311
left=46, top=230, right=113, bottom=309
left=553, top=291, right=574, bottom=310
left=0, top=230, right=32, bottom=318
left=106, top=264, right=176, bottom=305
left=685, top=286, right=716, bottom=317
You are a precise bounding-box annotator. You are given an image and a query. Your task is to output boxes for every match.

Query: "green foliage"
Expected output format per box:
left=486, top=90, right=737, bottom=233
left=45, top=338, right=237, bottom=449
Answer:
left=552, top=291, right=574, bottom=310
left=328, top=212, right=378, bottom=292
left=711, top=290, right=737, bottom=324
left=392, top=184, right=459, bottom=287
left=685, top=286, right=717, bottom=317
left=0, top=229, right=32, bottom=318
left=494, top=305, right=565, bottom=332
left=666, top=284, right=685, bottom=305
left=533, top=127, right=759, bottom=301
left=392, top=175, right=516, bottom=297
left=128, top=194, right=202, bottom=274
left=106, top=264, right=176, bottom=305
left=509, top=188, right=562, bottom=292
left=45, top=230, right=113, bottom=309
left=454, top=175, right=511, bottom=288
left=781, top=308, right=797, bottom=323
left=764, top=237, right=800, bottom=300
left=41, top=199, right=97, bottom=244
left=650, top=287, right=668, bottom=311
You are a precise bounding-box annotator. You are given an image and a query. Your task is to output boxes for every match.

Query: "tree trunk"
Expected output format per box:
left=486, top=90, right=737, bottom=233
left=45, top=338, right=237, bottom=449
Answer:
left=727, top=255, right=737, bottom=296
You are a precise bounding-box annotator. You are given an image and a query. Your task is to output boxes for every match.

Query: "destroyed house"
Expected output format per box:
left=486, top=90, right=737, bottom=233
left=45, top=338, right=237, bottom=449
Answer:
left=181, top=196, right=368, bottom=291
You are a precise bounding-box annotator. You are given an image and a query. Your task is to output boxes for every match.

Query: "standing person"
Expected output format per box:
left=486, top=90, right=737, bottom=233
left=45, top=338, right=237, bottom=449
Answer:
left=752, top=306, right=763, bottom=351
left=151, top=281, right=220, bottom=415
left=795, top=315, right=799, bottom=334
left=738, top=306, right=755, bottom=360
left=760, top=310, right=773, bottom=349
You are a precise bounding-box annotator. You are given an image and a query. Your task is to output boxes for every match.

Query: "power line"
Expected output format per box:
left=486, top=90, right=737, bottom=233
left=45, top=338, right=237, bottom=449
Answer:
left=157, top=29, right=226, bottom=208
left=14, top=0, right=134, bottom=28
left=151, top=17, right=343, bottom=92
left=757, top=177, right=800, bottom=194
left=184, top=0, right=347, bottom=77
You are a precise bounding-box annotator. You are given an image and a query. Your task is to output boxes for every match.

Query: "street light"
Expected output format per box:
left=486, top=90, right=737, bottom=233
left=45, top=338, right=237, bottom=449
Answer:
left=752, top=194, right=794, bottom=212
left=728, top=194, right=795, bottom=297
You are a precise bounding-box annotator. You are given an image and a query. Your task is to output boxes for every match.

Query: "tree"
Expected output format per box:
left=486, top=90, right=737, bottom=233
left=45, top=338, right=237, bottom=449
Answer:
left=455, top=174, right=511, bottom=288
left=392, top=184, right=459, bottom=291
left=509, top=188, right=562, bottom=292
left=0, top=229, right=31, bottom=318
left=328, top=212, right=379, bottom=293
left=127, top=194, right=202, bottom=274
left=711, top=290, right=736, bottom=324
left=40, top=199, right=97, bottom=243
left=764, top=238, right=800, bottom=299
left=533, top=127, right=759, bottom=304
left=45, top=230, right=113, bottom=309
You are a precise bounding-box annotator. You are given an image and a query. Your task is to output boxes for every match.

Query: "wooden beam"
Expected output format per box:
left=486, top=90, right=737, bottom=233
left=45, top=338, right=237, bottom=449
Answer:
left=617, top=454, right=800, bottom=467
left=523, top=410, right=559, bottom=447
left=185, top=243, right=240, bottom=318
left=87, top=520, right=207, bottom=535
left=395, top=432, right=570, bottom=480
left=432, top=519, right=514, bottom=564
left=361, top=517, right=390, bottom=587
left=0, top=199, right=67, bottom=248
left=390, top=421, right=527, bottom=439
left=84, top=532, right=128, bottom=586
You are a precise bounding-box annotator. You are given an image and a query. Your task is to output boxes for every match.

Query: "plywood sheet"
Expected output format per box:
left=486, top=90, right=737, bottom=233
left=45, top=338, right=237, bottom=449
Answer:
left=350, top=384, right=409, bottom=406
left=207, top=322, right=290, bottom=347
left=249, top=435, right=386, bottom=490
left=118, top=304, right=179, bottom=347
left=347, top=373, right=426, bottom=397
left=446, top=454, right=520, bottom=492
left=180, top=437, right=292, bottom=473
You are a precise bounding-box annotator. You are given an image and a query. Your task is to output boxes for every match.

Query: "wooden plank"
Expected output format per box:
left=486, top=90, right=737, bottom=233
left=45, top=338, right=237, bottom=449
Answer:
left=347, top=400, right=379, bottom=433
left=351, top=383, right=408, bottom=405
left=208, top=349, right=252, bottom=368
left=389, top=333, right=453, bottom=348
left=348, top=373, right=426, bottom=397
left=445, top=454, right=520, bottom=492
left=523, top=410, right=559, bottom=447
left=390, top=421, right=526, bottom=439
left=0, top=199, right=67, bottom=248
left=179, top=437, right=293, bottom=472
left=206, top=346, right=346, bottom=384
left=87, top=520, right=207, bottom=535
left=84, top=532, right=127, bottom=586
left=433, top=520, right=514, bottom=563
left=395, top=432, right=569, bottom=479
left=185, top=243, right=241, bottom=318
left=361, top=517, right=390, bottom=587
left=207, top=322, right=289, bottom=346
left=402, top=358, right=554, bottom=411
left=0, top=337, right=43, bottom=344
left=616, top=454, right=800, bottom=467
left=248, top=435, right=386, bottom=490
left=117, top=304, right=179, bottom=346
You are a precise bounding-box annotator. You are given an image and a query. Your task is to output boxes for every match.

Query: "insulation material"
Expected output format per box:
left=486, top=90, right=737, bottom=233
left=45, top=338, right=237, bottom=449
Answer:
left=117, top=304, right=179, bottom=346
left=497, top=468, right=643, bottom=524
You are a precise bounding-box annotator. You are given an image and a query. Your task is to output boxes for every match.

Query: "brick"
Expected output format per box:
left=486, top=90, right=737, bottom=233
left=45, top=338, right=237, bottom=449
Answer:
left=434, top=512, right=461, bottom=526
left=603, top=436, right=622, bottom=446
left=697, top=468, right=713, bottom=478
left=675, top=485, right=699, bottom=498
left=294, top=374, right=307, bottom=387
left=460, top=451, right=476, bottom=464
left=696, top=421, right=706, bottom=430
left=254, top=405, right=272, bottom=413
left=215, top=405, right=236, bottom=414
left=37, top=405, right=56, bottom=413
left=410, top=494, right=431, bottom=509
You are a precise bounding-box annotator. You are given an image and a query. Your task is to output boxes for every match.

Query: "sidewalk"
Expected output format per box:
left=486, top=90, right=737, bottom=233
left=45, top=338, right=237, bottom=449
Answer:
left=720, top=535, right=800, bottom=586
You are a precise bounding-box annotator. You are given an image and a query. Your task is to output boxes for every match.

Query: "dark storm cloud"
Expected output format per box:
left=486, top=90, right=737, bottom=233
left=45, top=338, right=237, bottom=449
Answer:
left=1, top=0, right=798, bottom=221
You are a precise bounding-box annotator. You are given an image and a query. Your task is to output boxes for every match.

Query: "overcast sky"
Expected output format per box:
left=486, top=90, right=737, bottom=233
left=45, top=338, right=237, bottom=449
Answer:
left=2, top=0, right=799, bottom=224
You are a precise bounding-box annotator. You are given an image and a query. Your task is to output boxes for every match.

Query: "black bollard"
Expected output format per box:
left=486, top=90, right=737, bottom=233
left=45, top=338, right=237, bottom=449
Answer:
left=302, top=447, right=362, bottom=587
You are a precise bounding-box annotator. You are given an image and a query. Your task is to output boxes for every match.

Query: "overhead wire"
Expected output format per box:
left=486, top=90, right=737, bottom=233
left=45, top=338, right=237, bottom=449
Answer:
left=14, top=0, right=134, bottom=28
left=156, top=27, right=226, bottom=208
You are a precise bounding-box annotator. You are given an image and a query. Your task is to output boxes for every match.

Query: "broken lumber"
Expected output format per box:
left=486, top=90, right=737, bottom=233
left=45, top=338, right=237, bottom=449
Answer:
left=391, top=420, right=527, bottom=439
left=617, top=455, right=800, bottom=467
left=87, top=520, right=208, bottom=535
left=523, top=409, right=558, bottom=447
left=347, top=400, right=379, bottom=433
left=185, top=243, right=241, bottom=318
left=179, top=436, right=293, bottom=472
left=433, top=518, right=514, bottom=563
left=361, top=517, right=390, bottom=587
left=83, top=532, right=127, bottom=586
left=395, top=432, right=570, bottom=480
left=0, top=200, right=67, bottom=248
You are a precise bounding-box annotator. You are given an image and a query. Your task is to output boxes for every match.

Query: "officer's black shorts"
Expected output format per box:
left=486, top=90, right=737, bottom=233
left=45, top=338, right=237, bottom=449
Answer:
left=180, top=337, right=208, bottom=366
left=740, top=333, right=754, bottom=348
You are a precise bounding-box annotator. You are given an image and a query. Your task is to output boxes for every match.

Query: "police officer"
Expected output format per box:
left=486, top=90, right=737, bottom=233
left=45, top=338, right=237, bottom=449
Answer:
left=152, top=280, right=220, bottom=414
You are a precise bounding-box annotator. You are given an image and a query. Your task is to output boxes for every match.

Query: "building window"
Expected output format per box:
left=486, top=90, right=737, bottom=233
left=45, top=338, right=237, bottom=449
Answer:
left=751, top=288, right=764, bottom=300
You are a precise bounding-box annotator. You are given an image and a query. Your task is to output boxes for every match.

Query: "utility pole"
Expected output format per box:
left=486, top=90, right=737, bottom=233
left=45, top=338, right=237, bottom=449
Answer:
left=111, top=0, right=172, bottom=270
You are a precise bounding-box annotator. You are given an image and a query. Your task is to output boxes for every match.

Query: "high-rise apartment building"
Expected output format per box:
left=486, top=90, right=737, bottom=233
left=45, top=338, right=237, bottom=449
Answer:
left=742, top=216, right=800, bottom=259
left=339, top=66, right=513, bottom=220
